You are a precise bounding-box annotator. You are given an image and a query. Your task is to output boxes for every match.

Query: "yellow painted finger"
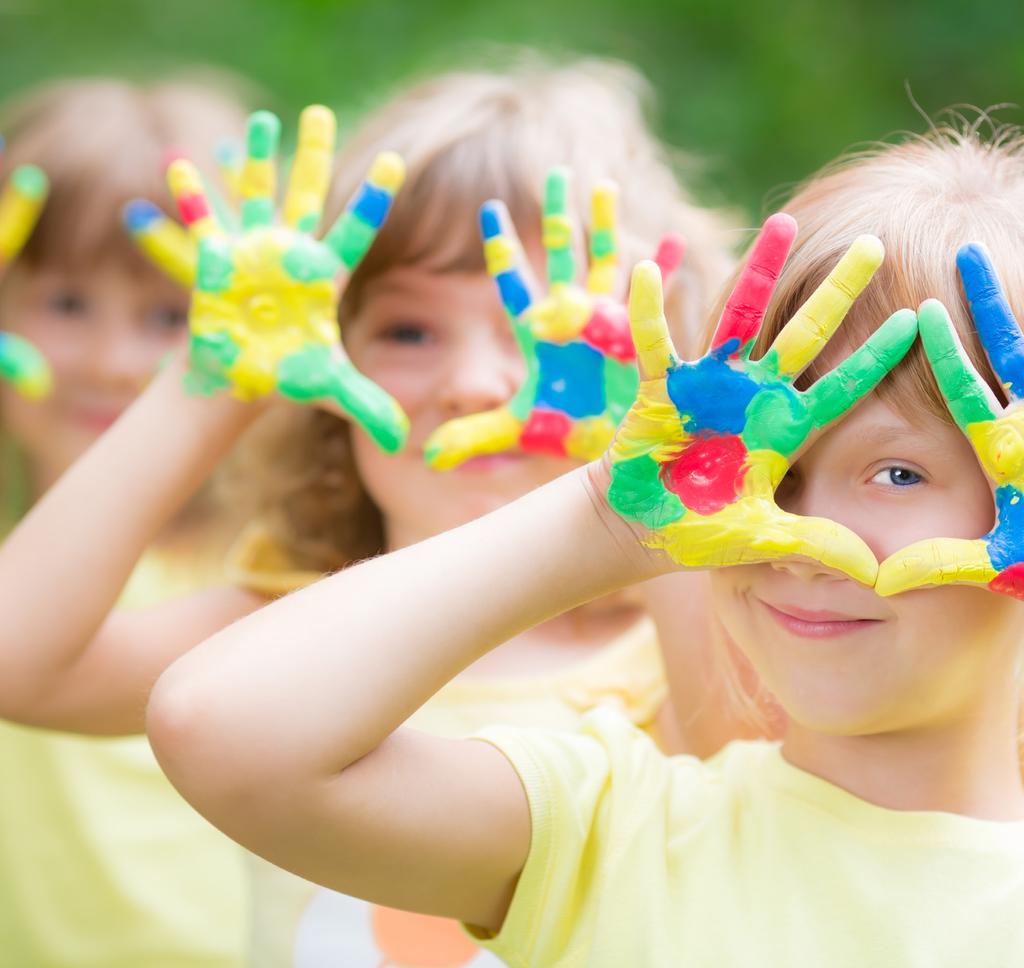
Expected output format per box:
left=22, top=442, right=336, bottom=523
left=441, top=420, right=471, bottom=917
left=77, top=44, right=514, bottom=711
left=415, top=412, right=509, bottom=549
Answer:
left=875, top=538, right=997, bottom=596
left=628, top=260, right=678, bottom=379
left=768, top=235, right=884, bottom=377
left=0, top=165, right=48, bottom=265
left=122, top=200, right=196, bottom=287
left=284, top=105, right=336, bottom=232
left=423, top=407, right=523, bottom=470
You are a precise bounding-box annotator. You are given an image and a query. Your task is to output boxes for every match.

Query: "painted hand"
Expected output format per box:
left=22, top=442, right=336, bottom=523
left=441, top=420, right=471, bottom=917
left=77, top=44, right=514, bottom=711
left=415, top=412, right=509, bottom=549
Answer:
left=876, top=244, right=1024, bottom=598
left=424, top=168, right=685, bottom=470
left=130, top=107, right=409, bottom=453
left=0, top=142, right=50, bottom=399
left=607, top=213, right=917, bottom=583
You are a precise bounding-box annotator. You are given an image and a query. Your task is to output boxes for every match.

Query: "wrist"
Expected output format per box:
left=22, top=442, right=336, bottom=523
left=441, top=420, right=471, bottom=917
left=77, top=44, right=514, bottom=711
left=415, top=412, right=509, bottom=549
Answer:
left=582, top=458, right=675, bottom=582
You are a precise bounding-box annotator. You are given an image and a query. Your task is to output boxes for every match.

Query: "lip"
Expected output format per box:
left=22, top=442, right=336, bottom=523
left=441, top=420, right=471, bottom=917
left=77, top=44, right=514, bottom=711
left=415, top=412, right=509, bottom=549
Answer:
left=759, top=599, right=884, bottom=639
left=68, top=407, right=125, bottom=432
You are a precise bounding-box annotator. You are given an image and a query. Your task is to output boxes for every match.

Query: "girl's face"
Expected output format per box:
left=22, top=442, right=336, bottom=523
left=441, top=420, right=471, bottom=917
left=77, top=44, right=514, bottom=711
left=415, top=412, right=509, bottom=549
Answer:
left=343, top=247, right=578, bottom=549
left=0, top=262, right=189, bottom=491
left=711, top=391, right=1024, bottom=736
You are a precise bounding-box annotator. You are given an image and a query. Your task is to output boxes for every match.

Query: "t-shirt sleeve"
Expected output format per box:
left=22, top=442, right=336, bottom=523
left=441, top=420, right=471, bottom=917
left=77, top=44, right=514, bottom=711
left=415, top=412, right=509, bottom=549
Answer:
left=464, top=704, right=707, bottom=967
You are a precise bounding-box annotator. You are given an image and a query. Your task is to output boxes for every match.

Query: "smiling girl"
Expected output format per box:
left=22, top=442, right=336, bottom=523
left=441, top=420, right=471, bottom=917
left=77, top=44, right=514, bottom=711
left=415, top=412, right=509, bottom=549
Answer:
left=147, top=121, right=1024, bottom=965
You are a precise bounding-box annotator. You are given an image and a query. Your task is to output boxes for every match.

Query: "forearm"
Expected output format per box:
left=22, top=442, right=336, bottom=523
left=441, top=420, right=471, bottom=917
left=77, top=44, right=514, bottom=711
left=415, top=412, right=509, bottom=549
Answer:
left=149, top=463, right=664, bottom=790
left=0, top=357, right=260, bottom=712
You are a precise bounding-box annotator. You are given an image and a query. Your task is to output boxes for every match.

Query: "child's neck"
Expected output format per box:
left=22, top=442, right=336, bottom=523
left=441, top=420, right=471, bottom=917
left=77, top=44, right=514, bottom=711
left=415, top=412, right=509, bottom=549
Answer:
left=782, top=709, right=1024, bottom=821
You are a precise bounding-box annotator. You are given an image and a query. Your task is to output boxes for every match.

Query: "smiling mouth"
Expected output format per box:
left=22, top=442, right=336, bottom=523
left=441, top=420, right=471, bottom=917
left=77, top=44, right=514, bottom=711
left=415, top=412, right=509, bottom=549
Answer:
left=759, top=600, right=884, bottom=639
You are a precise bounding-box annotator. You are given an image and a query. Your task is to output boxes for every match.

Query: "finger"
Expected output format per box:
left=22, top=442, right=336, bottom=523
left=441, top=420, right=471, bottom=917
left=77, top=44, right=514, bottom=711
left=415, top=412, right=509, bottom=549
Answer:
left=423, top=408, right=523, bottom=471
left=323, top=151, right=405, bottom=272
left=875, top=538, right=997, bottom=596
left=709, top=213, right=796, bottom=356
left=542, top=167, right=577, bottom=287
left=214, top=138, right=244, bottom=202
left=0, top=164, right=48, bottom=267
left=122, top=199, right=196, bottom=288
left=238, top=110, right=281, bottom=230
left=628, top=261, right=679, bottom=379
left=766, top=234, right=884, bottom=378
left=284, top=105, right=337, bottom=232
left=586, top=180, right=618, bottom=296
left=479, top=200, right=536, bottom=320
left=803, top=308, right=918, bottom=429
left=276, top=344, right=409, bottom=453
left=917, top=297, right=999, bottom=432
left=654, top=503, right=878, bottom=586
left=956, top=242, right=1024, bottom=400
left=0, top=330, right=52, bottom=398
left=167, top=158, right=224, bottom=242
left=652, top=233, right=686, bottom=282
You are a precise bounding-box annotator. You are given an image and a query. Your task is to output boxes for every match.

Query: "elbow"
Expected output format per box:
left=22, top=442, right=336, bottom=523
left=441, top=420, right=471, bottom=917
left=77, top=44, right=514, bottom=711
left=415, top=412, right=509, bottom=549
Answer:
left=147, top=659, right=256, bottom=821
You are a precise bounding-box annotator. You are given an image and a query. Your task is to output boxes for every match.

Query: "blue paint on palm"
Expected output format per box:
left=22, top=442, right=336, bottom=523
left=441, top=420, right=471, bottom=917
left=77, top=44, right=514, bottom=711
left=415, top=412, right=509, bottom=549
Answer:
left=666, top=338, right=762, bottom=434
left=534, top=340, right=605, bottom=418
left=984, top=485, right=1024, bottom=571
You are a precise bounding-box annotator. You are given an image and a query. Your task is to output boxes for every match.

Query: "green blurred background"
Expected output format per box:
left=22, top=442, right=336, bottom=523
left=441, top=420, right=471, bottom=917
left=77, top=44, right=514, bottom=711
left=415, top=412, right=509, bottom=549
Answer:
left=2, top=0, right=1022, bottom=218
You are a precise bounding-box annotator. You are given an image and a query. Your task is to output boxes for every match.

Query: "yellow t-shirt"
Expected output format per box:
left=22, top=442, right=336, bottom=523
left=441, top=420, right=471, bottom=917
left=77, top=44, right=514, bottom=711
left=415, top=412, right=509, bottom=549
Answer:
left=469, top=705, right=1024, bottom=967
left=0, top=541, right=248, bottom=967
left=228, top=525, right=668, bottom=968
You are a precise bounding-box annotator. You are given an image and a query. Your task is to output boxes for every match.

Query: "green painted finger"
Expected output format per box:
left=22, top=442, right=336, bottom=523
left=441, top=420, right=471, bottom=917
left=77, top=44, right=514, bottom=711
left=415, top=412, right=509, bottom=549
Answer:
left=804, top=308, right=918, bottom=427
left=917, top=298, right=999, bottom=431
left=542, top=167, right=575, bottom=286
left=277, top=344, right=409, bottom=453
left=323, top=151, right=405, bottom=271
left=239, top=111, right=281, bottom=230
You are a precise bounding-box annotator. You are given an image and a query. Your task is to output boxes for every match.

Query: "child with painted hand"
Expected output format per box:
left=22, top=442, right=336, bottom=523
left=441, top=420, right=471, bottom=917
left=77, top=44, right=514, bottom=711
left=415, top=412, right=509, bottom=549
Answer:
left=0, top=78, right=254, bottom=968
left=148, top=123, right=1024, bottom=966
left=0, top=62, right=736, bottom=967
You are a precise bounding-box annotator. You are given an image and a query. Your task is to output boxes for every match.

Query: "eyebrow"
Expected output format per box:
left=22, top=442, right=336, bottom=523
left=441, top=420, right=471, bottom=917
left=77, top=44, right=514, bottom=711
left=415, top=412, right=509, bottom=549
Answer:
left=846, top=423, right=945, bottom=448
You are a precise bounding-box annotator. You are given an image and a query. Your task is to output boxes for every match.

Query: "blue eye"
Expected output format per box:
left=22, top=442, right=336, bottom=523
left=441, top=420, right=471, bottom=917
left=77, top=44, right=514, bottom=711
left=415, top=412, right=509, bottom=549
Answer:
left=871, top=466, right=922, bottom=487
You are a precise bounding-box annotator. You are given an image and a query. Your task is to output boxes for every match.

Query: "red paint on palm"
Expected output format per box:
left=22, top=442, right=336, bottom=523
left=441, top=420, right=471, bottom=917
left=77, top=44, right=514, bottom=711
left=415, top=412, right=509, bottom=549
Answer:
left=521, top=409, right=572, bottom=456
left=581, top=300, right=635, bottom=362
left=661, top=433, right=748, bottom=514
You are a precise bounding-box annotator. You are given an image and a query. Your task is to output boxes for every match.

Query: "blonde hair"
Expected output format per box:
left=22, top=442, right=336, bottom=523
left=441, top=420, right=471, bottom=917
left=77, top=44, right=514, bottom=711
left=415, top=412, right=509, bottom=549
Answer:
left=0, top=74, right=251, bottom=273
left=0, top=75, right=250, bottom=528
left=702, top=115, right=1024, bottom=753
left=234, top=57, right=737, bottom=571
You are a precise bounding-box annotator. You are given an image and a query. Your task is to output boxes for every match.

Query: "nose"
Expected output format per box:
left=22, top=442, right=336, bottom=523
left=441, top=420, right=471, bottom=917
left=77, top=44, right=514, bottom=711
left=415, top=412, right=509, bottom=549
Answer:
left=86, top=316, right=160, bottom=390
left=438, top=321, right=525, bottom=419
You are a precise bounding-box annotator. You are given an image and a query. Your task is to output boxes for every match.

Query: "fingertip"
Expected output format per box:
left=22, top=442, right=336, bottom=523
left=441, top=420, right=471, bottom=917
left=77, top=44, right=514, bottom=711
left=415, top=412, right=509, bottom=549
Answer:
left=479, top=200, right=505, bottom=240
left=956, top=241, right=991, bottom=276
left=122, top=198, right=162, bottom=232
left=628, top=260, right=665, bottom=321
left=763, top=211, right=798, bottom=242
left=916, top=298, right=952, bottom=331
left=11, top=164, right=47, bottom=198
left=299, top=104, right=337, bottom=148
left=368, top=151, right=405, bottom=194
left=247, top=110, right=281, bottom=157
left=654, top=233, right=686, bottom=277
left=850, top=234, right=885, bottom=271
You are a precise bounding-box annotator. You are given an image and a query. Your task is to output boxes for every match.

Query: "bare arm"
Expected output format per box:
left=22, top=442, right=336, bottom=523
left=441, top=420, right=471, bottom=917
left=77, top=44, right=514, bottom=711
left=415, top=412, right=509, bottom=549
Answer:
left=0, top=355, right=266, bottom=734
left=148, top=463, right=664, bottom=931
